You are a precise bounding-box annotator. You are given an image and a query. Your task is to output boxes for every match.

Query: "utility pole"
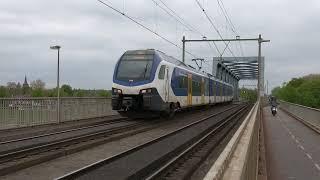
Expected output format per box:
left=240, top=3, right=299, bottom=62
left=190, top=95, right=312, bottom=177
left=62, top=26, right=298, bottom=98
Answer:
left=258, top=34, right=270, bottom=98
left=267, top=80, right=269, bottom=95
left=182, top=35, right=270, bottom=101
left=182, top=36, right=185, bottom=63
left=50, top=45, right=61, bottom=123
left=258, top=34, right=262, bottom=99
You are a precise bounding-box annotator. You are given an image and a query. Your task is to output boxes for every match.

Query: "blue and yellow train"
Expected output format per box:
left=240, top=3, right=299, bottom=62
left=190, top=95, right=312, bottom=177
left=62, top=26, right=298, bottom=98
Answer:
left=112, top=49, right=234, bottom=116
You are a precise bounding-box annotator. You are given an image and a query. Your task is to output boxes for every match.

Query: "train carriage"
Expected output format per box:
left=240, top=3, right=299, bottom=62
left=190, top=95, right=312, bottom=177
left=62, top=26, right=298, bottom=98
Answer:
left=112, top=49, right=233, bottom=116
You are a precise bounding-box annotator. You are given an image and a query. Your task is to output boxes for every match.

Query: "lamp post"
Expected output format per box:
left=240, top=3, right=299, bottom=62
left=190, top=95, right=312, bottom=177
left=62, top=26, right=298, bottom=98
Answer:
left=50, top=45, right=61, bottom=123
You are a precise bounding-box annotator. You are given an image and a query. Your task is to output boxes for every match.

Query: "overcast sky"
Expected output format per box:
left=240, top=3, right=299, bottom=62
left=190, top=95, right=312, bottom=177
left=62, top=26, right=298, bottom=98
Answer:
left=1, top=0, right=319, bottom=91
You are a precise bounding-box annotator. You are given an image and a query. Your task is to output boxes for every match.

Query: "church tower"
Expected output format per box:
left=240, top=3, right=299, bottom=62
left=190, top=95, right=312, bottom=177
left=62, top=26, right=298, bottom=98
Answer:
left=22, top=75, right=30, bottom=95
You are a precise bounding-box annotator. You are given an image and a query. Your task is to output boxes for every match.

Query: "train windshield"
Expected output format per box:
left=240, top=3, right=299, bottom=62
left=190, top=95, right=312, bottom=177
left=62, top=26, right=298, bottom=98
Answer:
left=116, top=54, right=154, bottom=82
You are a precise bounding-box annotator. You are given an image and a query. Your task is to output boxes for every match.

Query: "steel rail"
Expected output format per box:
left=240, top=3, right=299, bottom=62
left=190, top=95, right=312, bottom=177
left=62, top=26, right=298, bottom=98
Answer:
left=56, top=104, right=244, bottom=180
left=0, top=117, right=128, bottom=145
left=0, top=120, right=143, bottom=164
left=145, top=105, right=249, bottom=179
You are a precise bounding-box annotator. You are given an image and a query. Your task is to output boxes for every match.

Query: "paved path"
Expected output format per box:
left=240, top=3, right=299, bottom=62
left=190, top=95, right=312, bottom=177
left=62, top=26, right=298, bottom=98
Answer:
left=263, top=107, right=320, bottom=180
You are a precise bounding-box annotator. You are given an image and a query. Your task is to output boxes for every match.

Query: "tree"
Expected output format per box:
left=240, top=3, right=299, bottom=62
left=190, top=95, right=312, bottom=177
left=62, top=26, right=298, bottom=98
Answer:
left=30, top=79, right=45, bottom=90
left=30, top=79, right=46, bottom=97
left=7, top=82, right=17, bottom=97
left=31, top=88, right=45, bottom=97
left=61, top=84, right=73, bottom=96
left=240, top=88, right=257, bottom=103
left=0, top=86, right=8, bottom=97
left=97, top=90, right=111, bottom=97
left=73, top=89, right=85, bottom=97
left=287, top=78, right=304, bottom=88
left=16, top=82, right=22, bottom=96
left=271, top=86, right=281, bottom=97
left=272, top=74, right=320, bottom=108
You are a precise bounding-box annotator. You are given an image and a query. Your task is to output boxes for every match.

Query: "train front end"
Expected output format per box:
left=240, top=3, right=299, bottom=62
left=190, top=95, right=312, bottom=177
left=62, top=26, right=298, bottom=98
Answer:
left=111, top=50, right=164, bottom=114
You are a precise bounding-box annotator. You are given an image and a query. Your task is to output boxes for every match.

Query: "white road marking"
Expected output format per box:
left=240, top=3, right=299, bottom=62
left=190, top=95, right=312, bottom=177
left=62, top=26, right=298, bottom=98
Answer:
left=298, top=145, right=305, bottom=150
left=274, top=109, right=320, bottom=173
left=306, top=153, right=312, bottom=160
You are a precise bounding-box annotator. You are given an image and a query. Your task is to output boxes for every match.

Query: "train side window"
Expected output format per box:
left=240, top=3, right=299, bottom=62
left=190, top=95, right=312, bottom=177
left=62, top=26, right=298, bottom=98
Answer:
left=179, top=76, right=188, bottom=88
left=158, top=65, right=166, bottom=79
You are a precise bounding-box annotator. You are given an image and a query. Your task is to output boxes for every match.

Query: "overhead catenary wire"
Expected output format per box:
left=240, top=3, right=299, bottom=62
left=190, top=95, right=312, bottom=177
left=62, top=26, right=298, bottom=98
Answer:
left=158, top=0, right=201, bottom=35
left=153, top=0, right=222, bottom=56
left=97, top=0, right=198, bottom=58
left=218, top=0, right=237, bottom=34
left=194, top=0, right=238, bottom=59
left=151, top=0, right=194, bottom=33
left=216, top=0, right=244, bottom=57
left=216, top=0, right=237, bottom=35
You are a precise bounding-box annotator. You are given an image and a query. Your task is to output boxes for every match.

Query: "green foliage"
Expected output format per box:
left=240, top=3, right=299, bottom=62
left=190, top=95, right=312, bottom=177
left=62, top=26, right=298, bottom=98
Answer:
left=97, top=90, right=111, bottom=97
left=31, top=88, right=44, bottom=97
left=73, top=89, right=85, bottom=97
left=0, top=81, right=111, bottom=98
left=61, top=84, right=73, bottom=97
left=240, top=88, right=257, bottom=103
left=0, top=86, right=8, bottom=97
left=46, top=89, right=56, bottom=97
left=272, top=74, right=320, bottom=108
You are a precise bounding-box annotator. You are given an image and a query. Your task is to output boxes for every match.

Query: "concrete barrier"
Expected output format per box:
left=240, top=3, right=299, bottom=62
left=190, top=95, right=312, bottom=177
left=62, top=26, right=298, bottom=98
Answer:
left=203, top=100, right=261, bottom=180
left=279, top=100, right=320, bottom=133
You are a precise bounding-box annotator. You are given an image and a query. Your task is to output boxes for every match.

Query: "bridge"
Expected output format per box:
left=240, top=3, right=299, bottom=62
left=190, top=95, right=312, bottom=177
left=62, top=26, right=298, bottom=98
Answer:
left=1, top=0, right=319, bottom=180
left=0, top=36, right=319, bottom=180
left=0, top=34, right=318, bottom=180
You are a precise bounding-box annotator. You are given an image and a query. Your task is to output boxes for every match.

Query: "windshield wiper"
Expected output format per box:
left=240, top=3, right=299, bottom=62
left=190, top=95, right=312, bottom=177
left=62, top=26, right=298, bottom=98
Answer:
left=143, top=63, right=149, bottom=79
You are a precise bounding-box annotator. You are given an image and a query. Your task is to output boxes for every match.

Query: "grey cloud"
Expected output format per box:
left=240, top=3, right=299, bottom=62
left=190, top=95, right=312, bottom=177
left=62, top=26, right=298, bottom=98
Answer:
left=1, top=0, right=319, bottom=91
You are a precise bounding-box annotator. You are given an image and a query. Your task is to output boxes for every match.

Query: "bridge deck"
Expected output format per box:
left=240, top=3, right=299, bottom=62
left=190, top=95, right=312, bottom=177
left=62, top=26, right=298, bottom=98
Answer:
left=263, top=107, right=320, bottom=180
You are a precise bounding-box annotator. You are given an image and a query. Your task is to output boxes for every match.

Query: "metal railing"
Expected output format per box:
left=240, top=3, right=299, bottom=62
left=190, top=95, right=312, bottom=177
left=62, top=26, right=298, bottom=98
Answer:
left=0, top=97, right=117, bottom=130
left=280, top=100, right=320, bottom=132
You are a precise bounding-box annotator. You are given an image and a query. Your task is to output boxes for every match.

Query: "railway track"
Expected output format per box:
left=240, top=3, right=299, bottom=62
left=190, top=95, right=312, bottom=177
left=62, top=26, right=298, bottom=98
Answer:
left=0, top=118, right=136, bottom=157
left=56, top=104, right=249, bottom=180
left=0, top=115, right=124, bottom=142
left=147, top=105, right=250, bottom=180
left=0, top=118, right=158, bottom=176
left=0, top=117, right=129, bottom=146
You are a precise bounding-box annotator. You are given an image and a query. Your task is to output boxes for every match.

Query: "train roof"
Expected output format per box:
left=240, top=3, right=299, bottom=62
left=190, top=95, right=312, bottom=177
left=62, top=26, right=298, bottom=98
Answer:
left=154, top=50, right=230, bottom=84
left=124, top=49, right=231, bottom=85
left=155, top=50, right=208, bottom=75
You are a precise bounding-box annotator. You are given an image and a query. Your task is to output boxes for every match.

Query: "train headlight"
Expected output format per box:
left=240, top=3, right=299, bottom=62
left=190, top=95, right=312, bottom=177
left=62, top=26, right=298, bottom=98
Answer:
left=113, top=88, right=122, bottom=94
left=140, top=88, right=152, bottom=94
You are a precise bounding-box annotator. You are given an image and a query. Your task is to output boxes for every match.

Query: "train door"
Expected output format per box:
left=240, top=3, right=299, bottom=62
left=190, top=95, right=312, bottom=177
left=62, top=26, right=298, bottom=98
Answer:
left=201, top=78, right=205, bottom=104
left=187, top=74, right=192, bottom=106
left=158, top=65, right=169, bottom=103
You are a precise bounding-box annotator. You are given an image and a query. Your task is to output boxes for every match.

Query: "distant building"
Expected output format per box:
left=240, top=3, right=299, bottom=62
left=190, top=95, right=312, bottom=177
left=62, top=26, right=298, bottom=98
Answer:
left=22, top=75, right=30, bottom=95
